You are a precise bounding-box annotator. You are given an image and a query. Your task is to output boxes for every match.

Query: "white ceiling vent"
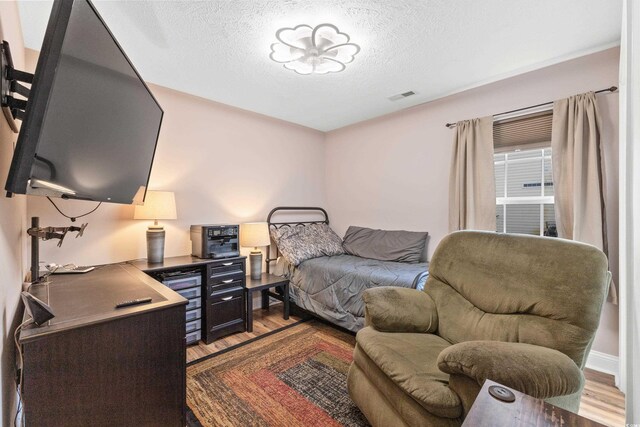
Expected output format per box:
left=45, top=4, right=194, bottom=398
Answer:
left=388, top=91, right=417, bottom=101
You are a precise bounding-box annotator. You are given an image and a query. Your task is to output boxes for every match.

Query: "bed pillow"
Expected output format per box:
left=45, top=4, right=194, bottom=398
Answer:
left=271, top=223, right=345, bottom=266
left=342, top=226, right=428, bottom=263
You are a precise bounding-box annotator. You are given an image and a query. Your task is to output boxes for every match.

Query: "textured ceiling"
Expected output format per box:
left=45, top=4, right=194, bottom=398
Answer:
left=19, top=0, right=621, bottom=131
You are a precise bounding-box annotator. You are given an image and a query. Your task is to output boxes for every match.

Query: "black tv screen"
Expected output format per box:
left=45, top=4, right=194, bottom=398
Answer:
left=5, top=0, right=162, bottom=204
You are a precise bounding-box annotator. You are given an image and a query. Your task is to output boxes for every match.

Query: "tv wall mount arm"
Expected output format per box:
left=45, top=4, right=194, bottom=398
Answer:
left=1, top=40, right=33, bottom=133
left=27, top=223, right=87, bottom=248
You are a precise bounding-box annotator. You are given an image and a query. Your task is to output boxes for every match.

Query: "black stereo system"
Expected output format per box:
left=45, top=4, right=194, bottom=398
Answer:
left=190, top=225, right=240, bottom=259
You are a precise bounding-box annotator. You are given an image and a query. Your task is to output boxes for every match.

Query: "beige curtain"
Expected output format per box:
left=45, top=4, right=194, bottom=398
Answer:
left=449, top=116, right=496, bottom=232
left=552, top=92, right=617, bottom=303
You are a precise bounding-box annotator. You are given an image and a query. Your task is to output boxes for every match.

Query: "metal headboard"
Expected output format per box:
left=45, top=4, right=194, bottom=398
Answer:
left=265, top=206, right=329, bottom=273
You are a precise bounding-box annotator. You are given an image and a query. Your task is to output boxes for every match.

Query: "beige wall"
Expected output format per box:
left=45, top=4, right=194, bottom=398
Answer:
left=0, top=3, right=27, bottom=425
left=325, top=48, right=620, bottom=357
left=24, top=49, right=326, bottom=271
left=23, top=44, right=620, bottom=359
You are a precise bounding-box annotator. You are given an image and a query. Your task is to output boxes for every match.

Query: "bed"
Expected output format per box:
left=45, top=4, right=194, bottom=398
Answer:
left=265, top=207, right=429, bottom=332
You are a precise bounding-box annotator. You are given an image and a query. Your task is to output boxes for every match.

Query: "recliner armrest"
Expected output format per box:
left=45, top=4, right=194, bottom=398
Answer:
left=437, top=341, right=584, bottom=399
left=363, top=287, right=437, bottom=333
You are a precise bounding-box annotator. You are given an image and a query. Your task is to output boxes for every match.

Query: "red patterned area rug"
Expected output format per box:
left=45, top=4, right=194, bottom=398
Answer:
left=186, top=320, right=369, bottom=427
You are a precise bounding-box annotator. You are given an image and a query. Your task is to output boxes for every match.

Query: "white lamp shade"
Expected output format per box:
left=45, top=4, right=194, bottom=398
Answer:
left=133, top=191, right=177, bottom=220
left=240, top=222, right=270, bottom=248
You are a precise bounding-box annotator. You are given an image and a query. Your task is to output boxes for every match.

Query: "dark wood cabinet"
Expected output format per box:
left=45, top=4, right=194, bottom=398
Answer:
left=204, top=257, right=246, bottom=343
left=130, top=255, right=247, bottom=345
left=19, top=264, right=187, bottom=427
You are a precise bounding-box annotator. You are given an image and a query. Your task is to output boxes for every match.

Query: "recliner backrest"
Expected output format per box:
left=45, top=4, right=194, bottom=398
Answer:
left=425, top=231, right=609, bottom=367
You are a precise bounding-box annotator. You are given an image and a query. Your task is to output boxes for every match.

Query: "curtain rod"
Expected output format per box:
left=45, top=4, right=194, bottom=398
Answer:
left=444, top=86, right=618, bottom=128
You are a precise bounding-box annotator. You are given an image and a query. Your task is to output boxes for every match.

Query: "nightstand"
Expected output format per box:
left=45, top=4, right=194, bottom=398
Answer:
left=244, top=273, right=290, bottom=332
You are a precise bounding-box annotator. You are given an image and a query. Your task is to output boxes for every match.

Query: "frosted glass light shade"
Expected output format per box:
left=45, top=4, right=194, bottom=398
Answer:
left=240, top=222, right=270, bottom=248
left=133, top=191, right=177, bottom=220
left=269, top=23, right=360, bottom=75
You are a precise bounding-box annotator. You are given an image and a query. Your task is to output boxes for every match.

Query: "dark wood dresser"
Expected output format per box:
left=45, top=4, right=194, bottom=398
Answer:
left=19, top=264, right=187, bottom=427
left=130, top=255, right=247, bottom=344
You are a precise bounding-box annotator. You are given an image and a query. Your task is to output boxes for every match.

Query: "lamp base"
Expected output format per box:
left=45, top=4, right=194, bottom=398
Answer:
left=249, top=250, right=262, bottom=280
left=146, top=227, right=165, bottom=264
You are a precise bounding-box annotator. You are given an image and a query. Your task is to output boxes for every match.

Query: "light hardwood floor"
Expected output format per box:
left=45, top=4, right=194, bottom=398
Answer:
left=186, top=303, right=304, bottom=363
left=187, top=304, right=625, bottom=427
left=580, top=369, right=625, bottom=427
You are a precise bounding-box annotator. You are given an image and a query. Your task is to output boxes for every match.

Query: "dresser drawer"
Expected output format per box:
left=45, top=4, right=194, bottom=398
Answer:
left=208, top=286, right=243, bottom=304
left=207, top=272, right=245, bottom=293
left=176, top=286, right=201, bottom=300
left=186, top=297, right=201, bottom=311
left=186, top=319, right=202, bottom=334
left=205, top=288, right=245, bottom=342
left=186, top=308, right=202, bottom=323
left=207, top=259, right=244, bottom=278
left=186, top=330, right=201, bottom=345
left=161, top=272, right=202, bottom=291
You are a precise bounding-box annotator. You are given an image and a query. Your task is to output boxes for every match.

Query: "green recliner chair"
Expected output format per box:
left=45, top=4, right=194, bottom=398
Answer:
left=347, top=231, right=610, bottom=426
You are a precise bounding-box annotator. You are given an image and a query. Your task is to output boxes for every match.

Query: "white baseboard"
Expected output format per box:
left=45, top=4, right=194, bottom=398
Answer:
left=586, top=350, right=620, bottom=387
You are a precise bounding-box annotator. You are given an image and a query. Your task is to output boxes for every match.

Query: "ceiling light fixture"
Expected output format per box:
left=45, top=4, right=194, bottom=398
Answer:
left=269, top=23, right=360, bottom=75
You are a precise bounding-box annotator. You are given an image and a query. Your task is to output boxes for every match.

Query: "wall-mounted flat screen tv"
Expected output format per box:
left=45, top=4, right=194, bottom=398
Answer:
left=5, top=0, right=163, bottom=204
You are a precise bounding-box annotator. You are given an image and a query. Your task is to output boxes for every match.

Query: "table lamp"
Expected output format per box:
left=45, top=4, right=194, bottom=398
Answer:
left=134, top=191, right=177, bottom=263
left=240, top=222, right=270, bottom=280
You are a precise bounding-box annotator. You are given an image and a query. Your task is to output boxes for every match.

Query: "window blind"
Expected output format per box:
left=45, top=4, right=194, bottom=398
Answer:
left=493, top=111, right=553, bottom=152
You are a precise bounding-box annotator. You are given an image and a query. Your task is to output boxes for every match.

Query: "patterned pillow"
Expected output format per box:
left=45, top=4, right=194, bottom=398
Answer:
left=271, top=223, right=345, bottom=266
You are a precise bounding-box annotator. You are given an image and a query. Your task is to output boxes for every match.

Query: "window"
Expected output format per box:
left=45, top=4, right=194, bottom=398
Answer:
left=495, top=147, right=555, bottom=236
